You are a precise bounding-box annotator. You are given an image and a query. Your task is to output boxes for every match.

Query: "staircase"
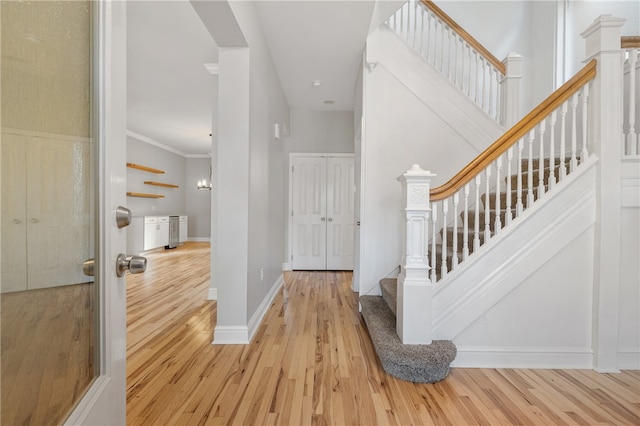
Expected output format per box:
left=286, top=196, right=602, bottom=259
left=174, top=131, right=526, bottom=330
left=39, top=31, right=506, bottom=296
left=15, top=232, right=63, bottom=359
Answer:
left=359, top=2, right=636, bottom=376
left=359, top=156, right=571, bottom=382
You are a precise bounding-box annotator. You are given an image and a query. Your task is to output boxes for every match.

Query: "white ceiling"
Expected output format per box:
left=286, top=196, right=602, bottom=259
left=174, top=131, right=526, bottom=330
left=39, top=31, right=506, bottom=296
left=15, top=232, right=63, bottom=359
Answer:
left=127, top=0, right=402, bottom=156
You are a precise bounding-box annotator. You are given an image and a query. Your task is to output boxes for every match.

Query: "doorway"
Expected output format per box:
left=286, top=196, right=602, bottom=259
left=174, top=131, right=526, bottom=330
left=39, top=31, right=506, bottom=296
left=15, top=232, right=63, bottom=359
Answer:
left=289, top=154, right=355, bottom=270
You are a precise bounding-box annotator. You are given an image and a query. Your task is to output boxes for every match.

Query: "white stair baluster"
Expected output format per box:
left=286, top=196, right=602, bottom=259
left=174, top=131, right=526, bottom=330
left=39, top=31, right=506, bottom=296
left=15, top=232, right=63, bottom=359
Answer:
left=453, top=35, right=459, bottom=87
left=474, top=175, right=481, bottom=252
left=463, top=184, right=470, bottom=260
left=494, top=155, right=502, bottom=233
left=549, top=111, right=557, bottom=189
left=475, top=53, right=481, bottom=105
left=484, top=166, right=492, bottom=241
left=430, top=202, right=438, bottom=283
left=627, top=48, right=638, bottom=155
left=446, top=28, right=452, bottom=80
left=506, top=146, right=513, bottom=225
left=411, top=0, right=418, bottom=50
left=516, top=138, right=524, bottom=216
left=480, top=59, right=486, bottom=112
left=441, top=199, right=449, bottom=278
left=488, top=66, right=495, bottom=119
left=570, top=93, right=579, bottom=172
left=581, top=83, right=590, bottom=162
left=416, top=7, right=424, bottom=56
left=527, top=129, right=535, bottom=208
left=560, top=101, right=568, bottom=180
left=452, top=193, right=459, bottom=268
left=538, top=119, right=546, bottom=199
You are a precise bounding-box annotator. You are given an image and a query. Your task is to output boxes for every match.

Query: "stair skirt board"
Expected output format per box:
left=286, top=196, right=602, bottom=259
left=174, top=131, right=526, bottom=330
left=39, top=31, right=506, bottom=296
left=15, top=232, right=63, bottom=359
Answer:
left=360, top=296, right=456, bottom=383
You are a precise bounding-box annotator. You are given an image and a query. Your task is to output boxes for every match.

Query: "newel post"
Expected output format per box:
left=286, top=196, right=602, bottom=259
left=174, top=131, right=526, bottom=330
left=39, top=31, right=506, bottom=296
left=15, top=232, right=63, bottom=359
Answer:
left=501, top=52, right=523, bottom=128
left=581, top=15, right=625, bottom=372
left=397, top=164, right=436, bottom=344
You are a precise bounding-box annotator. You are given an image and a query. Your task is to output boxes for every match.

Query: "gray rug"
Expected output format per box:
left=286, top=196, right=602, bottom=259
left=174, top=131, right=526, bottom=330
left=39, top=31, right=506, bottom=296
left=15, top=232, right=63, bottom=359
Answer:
left=360, top=295, right=456, bottom=383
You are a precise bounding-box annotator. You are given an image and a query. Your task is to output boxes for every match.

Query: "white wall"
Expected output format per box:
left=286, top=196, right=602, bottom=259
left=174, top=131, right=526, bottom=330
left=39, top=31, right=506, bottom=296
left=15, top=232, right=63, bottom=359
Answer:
left=126, top=135, right=211, bottom=241
left=619, top=203, right=640, bottom=369
left=358, top=32, right=504, bottom=294
left=565, top=1, right=640, bottom=78
left=210, top=0, right=290, bottom=340
left=452, top=228, right=595, bottom=368
left=185, top=157, right=212, bottom=240
left=126, top=135, right=186, bottom=216
left=435, top=0, right=638, bottom=117
left=283, top=110, right=355, bottom=155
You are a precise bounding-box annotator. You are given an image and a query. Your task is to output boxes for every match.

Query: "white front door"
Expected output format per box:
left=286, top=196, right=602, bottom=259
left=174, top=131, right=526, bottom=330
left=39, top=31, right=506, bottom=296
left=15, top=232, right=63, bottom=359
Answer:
left=1, top=1, right=127, bottom=424
left=65, top=1, right=129, bottom=424
left=291, top=155, right=354, bottom=270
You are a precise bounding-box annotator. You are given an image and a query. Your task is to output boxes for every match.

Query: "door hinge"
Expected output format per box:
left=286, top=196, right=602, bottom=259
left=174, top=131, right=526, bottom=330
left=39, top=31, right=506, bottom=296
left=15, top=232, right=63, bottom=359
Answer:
left=291, top=165, right=294, bottom=173
left=291, top=254, right=293, bottom=261
left=291, top=210, right=294, bottom=217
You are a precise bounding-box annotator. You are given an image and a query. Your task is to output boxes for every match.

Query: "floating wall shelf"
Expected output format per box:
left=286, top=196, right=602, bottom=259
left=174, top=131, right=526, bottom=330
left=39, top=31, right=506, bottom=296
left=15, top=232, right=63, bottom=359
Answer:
left=127, top=163, right=165, bottom=174
left=127, top=192, right=165, bottom=199
left=144, top=181, right=179, bottom=188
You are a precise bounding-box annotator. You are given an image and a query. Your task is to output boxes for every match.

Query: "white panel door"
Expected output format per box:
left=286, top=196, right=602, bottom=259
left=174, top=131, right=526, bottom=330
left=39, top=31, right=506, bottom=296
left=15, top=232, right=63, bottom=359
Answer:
left=326, top=158, right=355, bottom=270
left=291, top=156, right=354, bottom=270
left=1, top=136, right=28, bottom=292
left=292, top=157, right=327, bottom=270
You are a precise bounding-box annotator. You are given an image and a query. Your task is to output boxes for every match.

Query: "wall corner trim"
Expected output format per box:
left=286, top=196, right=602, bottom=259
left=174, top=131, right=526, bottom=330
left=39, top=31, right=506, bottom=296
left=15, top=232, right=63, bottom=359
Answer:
left=247, top=274, right=285, bottom=341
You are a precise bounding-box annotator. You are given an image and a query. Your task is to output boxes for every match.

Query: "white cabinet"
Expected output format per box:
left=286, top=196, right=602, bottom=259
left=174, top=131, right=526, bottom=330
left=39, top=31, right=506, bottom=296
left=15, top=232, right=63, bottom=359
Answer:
left=157, top=216, right=170, bottom=247
left=143, top=216, right=158, bottom=250
left=127, top=215, right=185, bottom=254
left=179, top=215, right=188, bottom=244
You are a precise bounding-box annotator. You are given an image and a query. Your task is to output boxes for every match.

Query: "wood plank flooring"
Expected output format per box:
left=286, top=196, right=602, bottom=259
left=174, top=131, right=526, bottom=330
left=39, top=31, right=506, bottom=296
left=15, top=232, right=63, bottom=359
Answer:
left=127, top=242, right=640, bottom=425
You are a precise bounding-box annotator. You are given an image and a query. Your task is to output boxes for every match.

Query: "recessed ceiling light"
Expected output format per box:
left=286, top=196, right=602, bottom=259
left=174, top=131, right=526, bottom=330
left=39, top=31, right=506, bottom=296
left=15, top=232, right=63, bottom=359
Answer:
left=312, top=80, right=322, bottom=88
left=324, top=100, right=335, bottom=105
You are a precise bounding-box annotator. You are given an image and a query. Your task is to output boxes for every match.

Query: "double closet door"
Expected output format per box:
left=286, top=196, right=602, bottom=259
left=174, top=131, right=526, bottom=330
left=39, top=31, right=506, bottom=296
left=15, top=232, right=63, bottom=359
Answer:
left=292, top=156, right=355, bottom=270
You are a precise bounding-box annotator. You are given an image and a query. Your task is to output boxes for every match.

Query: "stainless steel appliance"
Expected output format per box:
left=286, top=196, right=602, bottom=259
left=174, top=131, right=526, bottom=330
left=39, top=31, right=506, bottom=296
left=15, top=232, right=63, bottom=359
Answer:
left=167, top=215, right=179, bottom=249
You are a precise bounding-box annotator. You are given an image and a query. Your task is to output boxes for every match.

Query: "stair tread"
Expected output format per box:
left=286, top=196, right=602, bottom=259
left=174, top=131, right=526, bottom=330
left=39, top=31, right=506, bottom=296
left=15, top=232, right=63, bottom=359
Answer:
left=359, top=295, right=456, bottom=383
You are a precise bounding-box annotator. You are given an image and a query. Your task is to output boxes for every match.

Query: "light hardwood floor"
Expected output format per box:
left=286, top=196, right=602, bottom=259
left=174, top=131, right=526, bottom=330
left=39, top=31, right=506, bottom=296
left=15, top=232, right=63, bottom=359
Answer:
left=127, top=242, right=640, bottom=425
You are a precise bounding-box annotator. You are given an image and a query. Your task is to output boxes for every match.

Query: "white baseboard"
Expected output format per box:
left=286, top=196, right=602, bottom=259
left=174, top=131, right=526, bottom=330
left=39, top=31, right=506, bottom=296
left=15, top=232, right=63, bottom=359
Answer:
left=212, top=326, right=249, bottom=345
left=248, top=274, right=284, bottom=341
left=451, top=346, right=593, bottom=369
left=211, top=274, right=284, bottom=345
left=207, top=287, right=217, bottom=301
left=187, top=237, right=211, bottom=242
left=618, top=348, right=640, bottom=370
left=282, top=262, right=292, bottom=271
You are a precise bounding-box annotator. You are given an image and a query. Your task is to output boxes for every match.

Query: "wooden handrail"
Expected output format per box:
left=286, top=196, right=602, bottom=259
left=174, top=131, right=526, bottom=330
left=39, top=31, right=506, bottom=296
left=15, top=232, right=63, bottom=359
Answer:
left=430, top=59, right=597, bottom=201
left=420, top=0, right=506, bottom=75
left=621, top=36, right=640, bottom=48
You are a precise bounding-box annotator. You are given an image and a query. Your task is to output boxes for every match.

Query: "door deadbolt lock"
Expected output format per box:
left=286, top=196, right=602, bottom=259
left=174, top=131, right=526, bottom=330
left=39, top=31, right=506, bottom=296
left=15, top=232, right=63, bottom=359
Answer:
left=116, top=253, right=147, bottom=277
left=116, top=206, right=132, bottom=228
left=83, top=258, right=95, bottom=277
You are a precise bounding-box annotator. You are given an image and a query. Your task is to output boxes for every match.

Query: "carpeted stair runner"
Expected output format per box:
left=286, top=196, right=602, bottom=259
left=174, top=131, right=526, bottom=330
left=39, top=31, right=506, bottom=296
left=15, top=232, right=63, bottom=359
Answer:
left=360, top=292, right=456, bottom=383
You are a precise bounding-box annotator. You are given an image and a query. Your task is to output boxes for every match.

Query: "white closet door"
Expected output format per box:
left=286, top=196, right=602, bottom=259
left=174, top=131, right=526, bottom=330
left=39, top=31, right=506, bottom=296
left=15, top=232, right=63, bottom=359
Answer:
left=1, top=135, right=28, bottom=292
left=26, top=137, right=91, bottom=289
left=292, top=157, right=327, bottom=270
left=326, top=158, right=355, bottom=270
